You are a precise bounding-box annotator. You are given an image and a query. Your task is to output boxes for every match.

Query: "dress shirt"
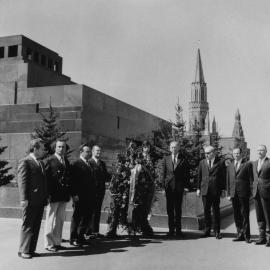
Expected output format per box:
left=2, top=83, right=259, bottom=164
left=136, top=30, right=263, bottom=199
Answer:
left=29, top=153, right=43, bottom=173
left=258, top=157, right=266, bottom=172
left=55, top=153, right=65, bottom=165
left=172, top=153, right=178, bottom=166
left=208, top=158, right=215, bottom=169
left=234, top=159, right=242, bottom=171
left=92, top=157, right=99, bottom=164
left=80, top=156, right=89, bottom=166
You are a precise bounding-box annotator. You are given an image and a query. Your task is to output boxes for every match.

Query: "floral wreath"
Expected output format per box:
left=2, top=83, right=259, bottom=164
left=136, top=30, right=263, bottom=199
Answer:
left=107, top=141, right=161, bottom=234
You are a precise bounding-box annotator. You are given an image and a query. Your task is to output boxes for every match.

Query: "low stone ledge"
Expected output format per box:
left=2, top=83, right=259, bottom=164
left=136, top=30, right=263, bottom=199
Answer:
left=0, top=187, right=235, bottom=230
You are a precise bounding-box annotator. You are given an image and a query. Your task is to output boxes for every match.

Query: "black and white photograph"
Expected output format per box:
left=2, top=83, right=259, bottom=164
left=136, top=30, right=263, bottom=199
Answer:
left=0, top=0, right=270, bottom=269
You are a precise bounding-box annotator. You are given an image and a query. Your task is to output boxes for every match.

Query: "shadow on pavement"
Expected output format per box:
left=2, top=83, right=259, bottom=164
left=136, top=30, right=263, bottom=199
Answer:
left=38, top=231, right=203, bottom=257
left=40, top=238, right=157, bottom=257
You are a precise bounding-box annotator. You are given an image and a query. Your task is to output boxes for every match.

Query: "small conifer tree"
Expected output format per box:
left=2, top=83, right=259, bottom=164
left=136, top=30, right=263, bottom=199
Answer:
left=32, top=102, right=68, bottom=158
left=0, top=140, right=14, bottom=186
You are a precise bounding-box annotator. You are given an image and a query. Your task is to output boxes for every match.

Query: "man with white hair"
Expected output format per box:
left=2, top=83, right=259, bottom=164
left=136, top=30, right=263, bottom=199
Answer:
left=252, top=145, right=270, bottom=247
left=197, top=145, right=226, bottom=239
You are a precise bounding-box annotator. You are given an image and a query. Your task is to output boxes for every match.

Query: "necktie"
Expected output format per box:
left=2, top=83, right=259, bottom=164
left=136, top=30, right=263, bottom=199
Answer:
left=172, top=155, right=176, bottom=166
left=60, top=157, right=65, bottom=166
left=37, top=160, right=44, bottom=174
left=258, top=160, right=262, bottom=172
left=208, top=160, right=211, bottom=169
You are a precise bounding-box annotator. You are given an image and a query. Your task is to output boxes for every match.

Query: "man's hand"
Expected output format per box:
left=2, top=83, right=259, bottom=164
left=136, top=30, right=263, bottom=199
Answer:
left=227, top=196, right=231, bottom=201
left=196, top=189, right=200, bottom=197
left=20, top=200, right=28, bottom=208
left=183, top=188, right=189, bottom=195
left=72, top=195, right=79, bottom=202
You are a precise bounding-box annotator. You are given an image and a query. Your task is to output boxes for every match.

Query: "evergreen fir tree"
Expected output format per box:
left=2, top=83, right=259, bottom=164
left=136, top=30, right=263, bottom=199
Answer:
left=0, top=140, right=14, bottom=186
left=172, top=99, right=185, bottom=143
left=171, top=102, right=205, bottom=190
left=185, top=120, right=205, bottom=190
left=32, top=102, right=67, bottom=158
left=211, top=133, right=224, bottom=158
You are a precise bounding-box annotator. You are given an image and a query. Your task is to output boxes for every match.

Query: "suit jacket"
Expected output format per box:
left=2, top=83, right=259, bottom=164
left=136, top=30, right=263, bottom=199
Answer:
left=160, top=154, right=190, bottom=192
left=252, top=157, right=270, bottom=199
left=71, top=158, right=96, bottom=203
left=45, top=154, right=71, bottom=202
left=17, top=155, right=47, bottom=206
left=226, top=160, right=253, bottom=198
left=89, top=158, right=109, bottom=197
left=197, top=157, right=226, bottom=196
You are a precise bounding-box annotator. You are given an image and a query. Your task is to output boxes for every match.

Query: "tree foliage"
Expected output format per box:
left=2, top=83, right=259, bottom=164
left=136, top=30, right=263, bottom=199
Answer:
left=31, top=103, right=68, bottom=158
left=0, top=141, right=14, bottom=186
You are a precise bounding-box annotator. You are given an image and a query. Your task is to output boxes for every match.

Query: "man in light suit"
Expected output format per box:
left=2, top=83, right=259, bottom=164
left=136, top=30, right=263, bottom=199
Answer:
left=227, top=147, right=253, bottom=243
left=70, top=144, right=96, bottom=246
left=17, top=139, right=47, bottom=259
left=253, top=145, right=270, bottom=247
left=197, top=145, right=226, bottom=239
left=160, top=141, right=190, bottom=237
left=44, top=140, right=71, bottom=251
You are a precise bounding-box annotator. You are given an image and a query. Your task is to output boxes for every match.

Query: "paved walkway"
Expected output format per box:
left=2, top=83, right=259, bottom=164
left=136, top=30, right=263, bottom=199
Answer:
left=0, top=205, right=269, bottom=270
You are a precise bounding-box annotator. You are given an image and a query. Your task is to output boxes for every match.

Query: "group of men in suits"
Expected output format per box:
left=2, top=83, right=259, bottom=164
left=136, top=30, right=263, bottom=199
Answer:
left=17, top=138, right=270, bottom=259
left=17, top=139, right=109, bottom=259
left=161, top=141, right=270, bottom=247
left=198, top=144, right=270, bottom=247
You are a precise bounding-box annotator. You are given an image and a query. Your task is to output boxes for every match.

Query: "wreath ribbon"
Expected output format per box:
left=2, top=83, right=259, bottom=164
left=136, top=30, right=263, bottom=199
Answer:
left=127, top=164, right=141, bottom=223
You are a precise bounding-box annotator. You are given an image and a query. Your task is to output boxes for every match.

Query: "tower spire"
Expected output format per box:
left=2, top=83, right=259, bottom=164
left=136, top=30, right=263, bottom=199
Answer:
left=232, top=109, right=244, bottom=139
left=188, top=49, right=209, bottom=133
left=195, top=48, right=205, bottom=83
left=212, top=117, right=217, bottom=134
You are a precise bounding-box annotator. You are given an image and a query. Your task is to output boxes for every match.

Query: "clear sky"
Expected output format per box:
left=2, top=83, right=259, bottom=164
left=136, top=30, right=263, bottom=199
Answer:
left=1, top=0, right=270, bottom=159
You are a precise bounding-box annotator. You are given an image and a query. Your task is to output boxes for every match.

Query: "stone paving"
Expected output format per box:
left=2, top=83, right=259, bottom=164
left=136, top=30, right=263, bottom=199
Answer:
left=0, top=205, right=269, bottom=270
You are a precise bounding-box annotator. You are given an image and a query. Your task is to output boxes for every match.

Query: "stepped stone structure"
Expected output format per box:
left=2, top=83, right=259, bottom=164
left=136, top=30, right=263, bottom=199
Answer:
left=188, top=49, right=250, bottom=158
left=0, top=35, right=168, bottom=174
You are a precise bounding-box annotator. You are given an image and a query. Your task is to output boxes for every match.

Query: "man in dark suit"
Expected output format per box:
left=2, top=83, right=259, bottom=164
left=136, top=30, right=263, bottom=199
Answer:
left=44, top=140, right=71, bottom=251
left=252, top=144, right=270, bottom=247
left=70, top=144, right=96, bottom=246
left=160, top=141, right=190, bottom=237
left=227, top=147, right=253, bottom=243
left=86, top=145, right=109, bottom=238
left=17, top=139, right=47, bottom=259
left=197, top=145, right=226, bottom=239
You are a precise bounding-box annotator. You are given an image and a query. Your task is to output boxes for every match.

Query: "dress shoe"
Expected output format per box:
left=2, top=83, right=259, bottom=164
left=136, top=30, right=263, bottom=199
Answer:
left=166, top=232, right=175, bottom=237
left=45, top=246, right=58, bottom=252
left=215, top=232, right=222, bottom=239
left=142, top=231, right=154, bottom=238
left=31, top=252, right=41, bottom=257
left=232, top=236, right=245, bottom=242
left=265, top=241, right=270, bottom=247
left=70, top=240, right=83, bottom=247
left=176, top=231, right=184, bottom=238
left=254, top=239, right=267, bottom=245
left=55, top=245, right=67, bottom=250
left=106, top=232, right=118, bottom=239
left=94, top=233, right=104, bottom=239
left=200, top=232, right=211, bottom=238
left=245, top=239, right=252, bottom=244
left=18, top=252, right=32, bottom=259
